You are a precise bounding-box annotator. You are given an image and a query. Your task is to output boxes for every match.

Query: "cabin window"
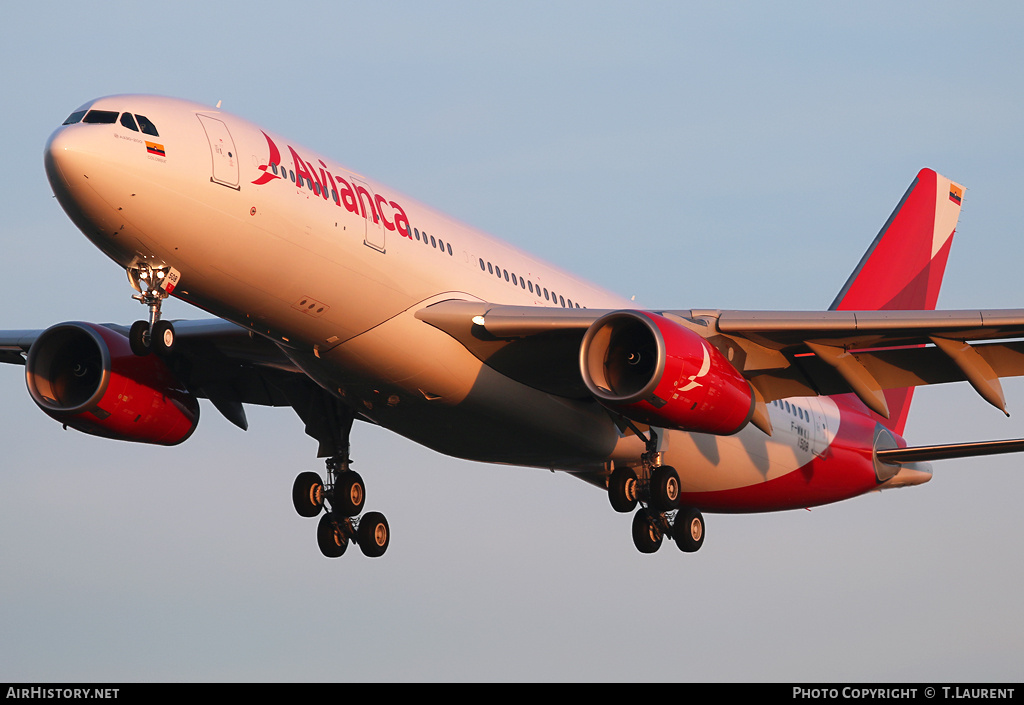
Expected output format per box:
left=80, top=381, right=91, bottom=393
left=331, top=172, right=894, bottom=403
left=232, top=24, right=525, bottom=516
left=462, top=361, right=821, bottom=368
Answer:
left=120, top=113, right=139, bottom=131
left=135, top=114, right=159, bottom=136
left=503, top=270, right=509, bottom=282
left=520, top=278, right=526, bottom=289
left=511, top=273, right=517, bottom=286
left=559, top=295, right=565, bottom=307
left=430, top=235, right=436, bottom=248
left=62, top=110, right=87, bottom=125
left=487, top=262, right=493, bottom=274
left=528, top=281, right=534, bottom=293
left=438, top=238, right=444, bottom=251
left=447, top=243, right=452, bottom=256
left=332, top=189, right=339, bottom=204
left=479, top=258, right=485, bottom=271
left=543, top=288, right=549, bottom=301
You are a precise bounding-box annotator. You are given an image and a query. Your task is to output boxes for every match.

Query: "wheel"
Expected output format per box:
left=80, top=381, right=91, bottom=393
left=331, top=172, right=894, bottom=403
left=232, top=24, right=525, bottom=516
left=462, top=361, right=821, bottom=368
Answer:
left=152, top=320, right=175, bottom=355
left=650, top=465, right=680, bottom=511
left=357, top=511, right=390, bottom=558
left=129, top=320, right=151, bottom=356
left=292, top=471, right=325, bottom=518
left=631, top=508, right=663, bottom=554
left=317, top=513, right=348, bottom=558
left=608, top=466, right=638, bottom=513
left=332, top=471, right=365, bottom=517
left=674, top=507, right=705, bottom=553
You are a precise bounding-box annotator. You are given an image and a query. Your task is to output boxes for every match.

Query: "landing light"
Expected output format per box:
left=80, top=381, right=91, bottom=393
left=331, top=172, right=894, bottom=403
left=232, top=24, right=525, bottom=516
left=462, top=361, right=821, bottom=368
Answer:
left=472, top=315, right=485, bottom=326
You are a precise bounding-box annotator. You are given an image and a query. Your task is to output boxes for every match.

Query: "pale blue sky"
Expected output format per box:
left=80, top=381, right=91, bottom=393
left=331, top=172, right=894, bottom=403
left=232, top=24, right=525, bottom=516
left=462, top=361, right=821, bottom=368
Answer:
left=2, top=1, right=1023, bottom=681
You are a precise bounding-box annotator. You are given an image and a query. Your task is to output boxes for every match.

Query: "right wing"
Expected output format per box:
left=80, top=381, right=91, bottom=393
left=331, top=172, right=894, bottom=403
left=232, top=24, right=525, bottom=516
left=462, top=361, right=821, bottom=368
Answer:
left=0, top=318, right=360, bottom=455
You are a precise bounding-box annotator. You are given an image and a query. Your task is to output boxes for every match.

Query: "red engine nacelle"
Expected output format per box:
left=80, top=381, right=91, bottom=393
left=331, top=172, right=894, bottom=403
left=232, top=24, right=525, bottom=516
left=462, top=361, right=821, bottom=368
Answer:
left=579, top=310, right=754, bottom=435
left=25, top=322, right=199, bottom=445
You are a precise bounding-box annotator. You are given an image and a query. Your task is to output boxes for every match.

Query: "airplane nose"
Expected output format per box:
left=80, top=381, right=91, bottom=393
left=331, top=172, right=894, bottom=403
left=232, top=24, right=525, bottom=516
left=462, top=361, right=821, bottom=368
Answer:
left=42, top=124, right=134, bottom=265
left=44, top=126, right=91, bottom=194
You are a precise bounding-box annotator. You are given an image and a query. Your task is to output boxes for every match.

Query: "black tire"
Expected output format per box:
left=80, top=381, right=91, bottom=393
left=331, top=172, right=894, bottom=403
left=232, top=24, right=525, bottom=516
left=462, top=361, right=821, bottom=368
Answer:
left=631, top=508, right=663, bottom=554
left=357, top=511, right=390, bottom=558
left=674, top=507, right=705, bottom=553
left=650, top=465, right=680, bottom=511
left=129, top=320, right=151, bottom=357
left=317, top=513, right=348, bottom=558
left=152, top=320, right=175, bottom=356
left=332, top=471, right=365, bottom=517
left=292, top=471, right=325, bottom=518
left=608, top=466, right=638, bottom=513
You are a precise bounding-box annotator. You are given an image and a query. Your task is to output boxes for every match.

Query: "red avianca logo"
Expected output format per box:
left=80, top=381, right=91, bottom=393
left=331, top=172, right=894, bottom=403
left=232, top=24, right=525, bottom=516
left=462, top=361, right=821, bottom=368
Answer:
left=252, top=131, right=412, bottom=237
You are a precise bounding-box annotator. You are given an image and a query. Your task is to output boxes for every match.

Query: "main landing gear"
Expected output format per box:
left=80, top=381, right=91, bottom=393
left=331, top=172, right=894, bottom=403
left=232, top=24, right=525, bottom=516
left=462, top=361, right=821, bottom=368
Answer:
left=608, top=425, right=706, bottom=555
left=292, top=454, right=390, bottom=559
left=127, top=262, right=179, bottom=357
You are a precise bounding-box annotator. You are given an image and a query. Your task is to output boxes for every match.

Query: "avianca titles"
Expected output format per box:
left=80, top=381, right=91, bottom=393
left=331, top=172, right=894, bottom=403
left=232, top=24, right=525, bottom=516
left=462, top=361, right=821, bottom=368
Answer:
left=4, top=93, right=1024, bottom=559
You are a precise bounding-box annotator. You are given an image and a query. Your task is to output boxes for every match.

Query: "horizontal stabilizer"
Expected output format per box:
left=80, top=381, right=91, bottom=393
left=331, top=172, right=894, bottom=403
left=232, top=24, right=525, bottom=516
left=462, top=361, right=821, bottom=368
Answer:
left=876, top=438, right=1024, bottom=464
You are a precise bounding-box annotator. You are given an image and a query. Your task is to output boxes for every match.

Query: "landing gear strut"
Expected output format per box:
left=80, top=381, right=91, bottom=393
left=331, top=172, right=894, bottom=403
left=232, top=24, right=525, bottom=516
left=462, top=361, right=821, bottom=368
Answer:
left=127, top=262, right=179, bottom=356
left=292, top=454, right=387, bottom=558
left=611, top=422, right=704, bottom=555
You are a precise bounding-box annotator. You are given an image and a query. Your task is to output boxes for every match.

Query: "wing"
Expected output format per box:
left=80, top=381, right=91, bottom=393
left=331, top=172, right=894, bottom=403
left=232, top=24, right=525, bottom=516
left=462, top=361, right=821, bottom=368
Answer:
left=0, top=318, right=359, bottom=455
left=417, top=168, right=1024, bottom=430
left=416, top=301, right=1024, bottom=421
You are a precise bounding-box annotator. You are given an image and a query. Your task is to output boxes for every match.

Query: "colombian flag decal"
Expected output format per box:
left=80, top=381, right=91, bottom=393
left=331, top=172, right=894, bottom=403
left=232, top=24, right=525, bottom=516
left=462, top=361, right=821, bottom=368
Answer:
left=949, top=183, right=963, bottom=205
left=146, top=141, right=166, bottom=157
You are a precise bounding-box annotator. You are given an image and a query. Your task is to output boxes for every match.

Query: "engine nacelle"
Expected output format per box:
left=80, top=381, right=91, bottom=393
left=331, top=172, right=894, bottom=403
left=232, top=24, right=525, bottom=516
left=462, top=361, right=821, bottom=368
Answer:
left=25, top=322, right=199, bottom=445
left=579, top=310, right=754, bottom=435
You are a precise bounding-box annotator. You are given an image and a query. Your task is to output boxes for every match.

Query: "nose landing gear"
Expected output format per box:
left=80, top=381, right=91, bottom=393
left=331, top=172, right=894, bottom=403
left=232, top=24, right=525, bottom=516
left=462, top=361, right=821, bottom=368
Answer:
left=127, top=262, right=179, bottom=357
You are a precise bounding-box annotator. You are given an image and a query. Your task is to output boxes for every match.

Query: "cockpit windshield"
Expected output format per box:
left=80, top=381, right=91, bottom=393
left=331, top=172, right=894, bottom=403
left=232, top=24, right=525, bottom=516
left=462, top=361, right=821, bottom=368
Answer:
left=82, top=110, right=118, bottom=124
left=61, top=109, right=159, bottom=137
left=62, top=110, right=87, bottom=125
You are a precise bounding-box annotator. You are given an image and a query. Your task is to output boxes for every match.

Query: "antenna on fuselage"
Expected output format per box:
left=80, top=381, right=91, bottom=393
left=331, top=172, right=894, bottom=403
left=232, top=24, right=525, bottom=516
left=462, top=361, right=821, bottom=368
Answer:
left=215, top=100, right=222, bottom=109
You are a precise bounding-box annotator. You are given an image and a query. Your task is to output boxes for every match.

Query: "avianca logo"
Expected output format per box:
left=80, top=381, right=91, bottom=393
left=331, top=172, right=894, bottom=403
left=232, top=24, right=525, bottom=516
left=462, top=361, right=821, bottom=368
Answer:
left=673, top=342, right=712, bottom=396
left=251, top=132, right=281, bottom=185
left=252, top=131, right=411, bottom=237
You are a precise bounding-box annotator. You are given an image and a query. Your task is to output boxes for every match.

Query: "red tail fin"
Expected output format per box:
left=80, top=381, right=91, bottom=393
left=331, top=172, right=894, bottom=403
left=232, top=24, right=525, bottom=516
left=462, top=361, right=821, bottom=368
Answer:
left=830, top=168, right=964, bottom=434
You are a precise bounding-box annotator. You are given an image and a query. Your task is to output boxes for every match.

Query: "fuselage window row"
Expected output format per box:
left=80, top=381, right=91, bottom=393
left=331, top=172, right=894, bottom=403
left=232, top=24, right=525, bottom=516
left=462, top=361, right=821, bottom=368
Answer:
left=476, top=257, right=582, bottom=308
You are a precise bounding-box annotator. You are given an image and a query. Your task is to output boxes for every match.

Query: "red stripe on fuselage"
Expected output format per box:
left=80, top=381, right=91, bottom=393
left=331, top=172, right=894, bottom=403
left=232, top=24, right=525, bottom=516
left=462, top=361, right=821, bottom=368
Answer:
left=680, top=397, right=887, bottom=513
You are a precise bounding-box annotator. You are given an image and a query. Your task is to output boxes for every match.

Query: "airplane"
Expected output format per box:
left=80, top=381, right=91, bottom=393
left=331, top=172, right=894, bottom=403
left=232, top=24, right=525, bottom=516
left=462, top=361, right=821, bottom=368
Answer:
left=4, top=94, right=1024, bottom=559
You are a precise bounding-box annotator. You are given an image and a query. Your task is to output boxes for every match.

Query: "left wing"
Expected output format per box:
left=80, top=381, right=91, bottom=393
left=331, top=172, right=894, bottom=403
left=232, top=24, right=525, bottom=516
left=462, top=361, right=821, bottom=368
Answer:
left=416, top=301, right=1024, bottom=420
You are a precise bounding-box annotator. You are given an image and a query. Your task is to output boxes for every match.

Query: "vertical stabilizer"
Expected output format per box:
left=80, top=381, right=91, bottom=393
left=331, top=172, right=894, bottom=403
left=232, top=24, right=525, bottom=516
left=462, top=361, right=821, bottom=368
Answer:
left=830, top=168, right=965, bottom=434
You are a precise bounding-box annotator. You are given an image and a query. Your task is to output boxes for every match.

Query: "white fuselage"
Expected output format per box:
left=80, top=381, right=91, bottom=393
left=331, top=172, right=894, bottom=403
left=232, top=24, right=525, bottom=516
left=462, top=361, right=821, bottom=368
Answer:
left=45, top=95, right=898, bottom=510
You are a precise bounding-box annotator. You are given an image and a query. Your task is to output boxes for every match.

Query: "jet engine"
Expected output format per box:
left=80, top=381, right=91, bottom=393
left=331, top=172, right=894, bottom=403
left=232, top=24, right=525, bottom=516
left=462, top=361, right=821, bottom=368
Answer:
left=579, top=310, right=754, bottom=435
left=25, top=322, right=199, bottom=445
